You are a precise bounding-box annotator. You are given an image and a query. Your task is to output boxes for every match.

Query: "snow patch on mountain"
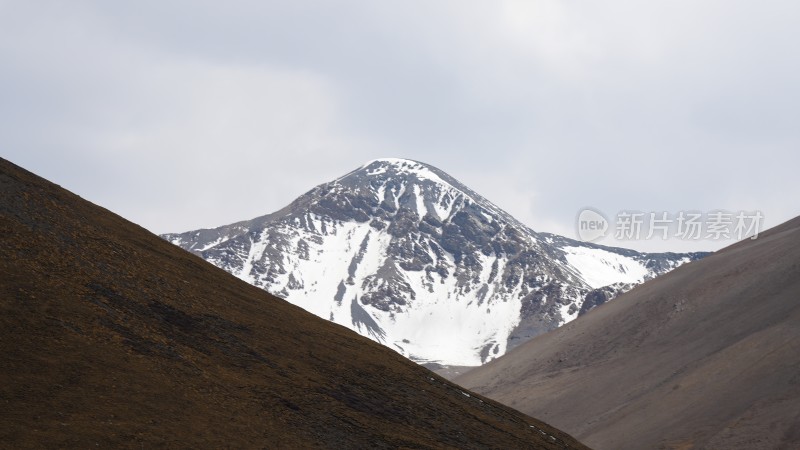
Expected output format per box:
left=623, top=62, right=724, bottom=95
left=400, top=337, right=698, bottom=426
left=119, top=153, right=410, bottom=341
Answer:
left=562, top=246, right=649, bottom=289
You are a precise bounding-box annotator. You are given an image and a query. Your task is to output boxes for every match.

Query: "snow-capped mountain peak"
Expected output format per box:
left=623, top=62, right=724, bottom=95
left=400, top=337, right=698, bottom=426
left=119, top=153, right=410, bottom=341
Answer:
left=163, top=160, right=707, bottom=367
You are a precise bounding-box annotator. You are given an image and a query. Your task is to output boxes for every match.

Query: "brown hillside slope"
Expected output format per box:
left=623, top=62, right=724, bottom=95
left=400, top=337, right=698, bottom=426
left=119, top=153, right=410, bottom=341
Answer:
left=457, top=216, right=800, bottom=449
left=0, top=158, right=588, bottom=449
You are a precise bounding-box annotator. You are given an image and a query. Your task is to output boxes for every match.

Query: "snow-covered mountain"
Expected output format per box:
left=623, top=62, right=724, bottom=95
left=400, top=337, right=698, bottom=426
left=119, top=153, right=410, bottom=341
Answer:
left=163, top=158, right=706, bottom=366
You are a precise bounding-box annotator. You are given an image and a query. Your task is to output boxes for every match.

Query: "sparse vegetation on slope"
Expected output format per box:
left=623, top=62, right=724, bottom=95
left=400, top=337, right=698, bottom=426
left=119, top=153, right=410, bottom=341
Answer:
left=0, top=157, right=588, bottom=449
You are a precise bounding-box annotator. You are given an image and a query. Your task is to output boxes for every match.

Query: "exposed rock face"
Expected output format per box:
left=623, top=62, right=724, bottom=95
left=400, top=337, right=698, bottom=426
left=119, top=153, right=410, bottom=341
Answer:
left=164, top=158, right=707, bottom=366
left=579, top=282, right=637, bottom=315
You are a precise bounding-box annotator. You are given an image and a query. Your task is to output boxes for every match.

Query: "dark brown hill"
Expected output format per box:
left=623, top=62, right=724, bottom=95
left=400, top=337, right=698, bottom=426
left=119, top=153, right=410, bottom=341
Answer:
left=456, top=216, right=800, bottom=449
left=0, top=158, right=588, bottom=449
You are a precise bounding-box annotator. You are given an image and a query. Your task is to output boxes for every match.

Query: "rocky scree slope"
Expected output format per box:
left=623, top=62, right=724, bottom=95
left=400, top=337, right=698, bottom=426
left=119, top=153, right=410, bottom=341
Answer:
left=456, top=215, right=800, bottom=450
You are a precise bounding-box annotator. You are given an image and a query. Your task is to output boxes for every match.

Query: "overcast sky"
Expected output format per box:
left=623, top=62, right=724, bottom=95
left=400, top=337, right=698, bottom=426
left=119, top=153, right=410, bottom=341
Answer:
left=2, top=1, right=798, bottom=252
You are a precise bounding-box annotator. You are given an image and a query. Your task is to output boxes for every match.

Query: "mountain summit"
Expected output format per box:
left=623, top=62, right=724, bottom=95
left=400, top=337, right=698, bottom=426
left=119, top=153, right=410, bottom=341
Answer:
left=165, top=158, right=705, bottom=366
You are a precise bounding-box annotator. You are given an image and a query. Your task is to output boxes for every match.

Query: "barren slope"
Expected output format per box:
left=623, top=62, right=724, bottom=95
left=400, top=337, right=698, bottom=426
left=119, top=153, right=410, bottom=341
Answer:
left=457, top=216, right=800, bottom=450
left=0, top=158, right=588, bottom=449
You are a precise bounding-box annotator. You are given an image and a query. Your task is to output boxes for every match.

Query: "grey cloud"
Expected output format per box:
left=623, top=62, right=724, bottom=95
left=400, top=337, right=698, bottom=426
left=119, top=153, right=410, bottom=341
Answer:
left=1, top=0, right=797, bottom=252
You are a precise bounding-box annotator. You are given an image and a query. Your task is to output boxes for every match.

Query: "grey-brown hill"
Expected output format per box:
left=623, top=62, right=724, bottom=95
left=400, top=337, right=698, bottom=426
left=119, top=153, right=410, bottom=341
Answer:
left=457, top=214, right=800, bottom=449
